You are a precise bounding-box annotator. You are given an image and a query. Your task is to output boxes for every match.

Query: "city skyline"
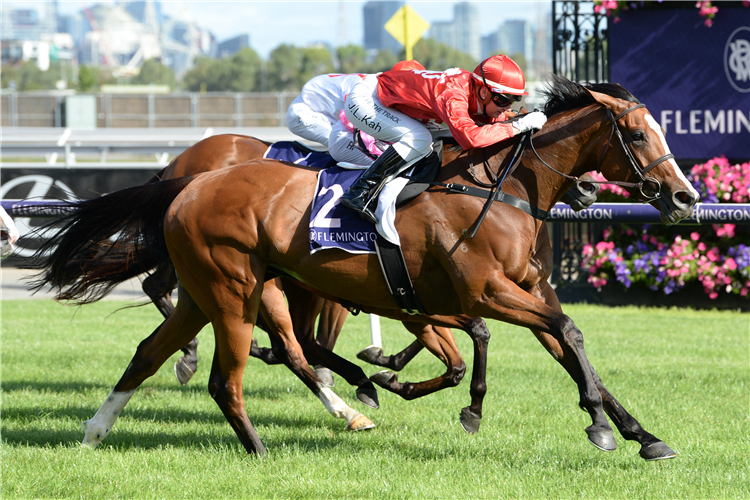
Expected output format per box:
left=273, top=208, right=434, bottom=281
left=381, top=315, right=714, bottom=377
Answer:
left=5, top=1, right=551, bottom=59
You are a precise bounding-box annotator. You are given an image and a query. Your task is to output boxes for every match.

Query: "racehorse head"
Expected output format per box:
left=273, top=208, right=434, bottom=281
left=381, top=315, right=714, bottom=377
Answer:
left=540, top=76, right=698, bottom=224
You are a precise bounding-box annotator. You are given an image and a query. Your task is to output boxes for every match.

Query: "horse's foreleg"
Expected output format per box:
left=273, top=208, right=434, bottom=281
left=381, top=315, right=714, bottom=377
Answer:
left=258, top=280, right=375, bottom=431
left=370, top=322, right=466, bottom=402
left=356, top=339, right=424, bottom=371
left=83, top=284, right=208, bottom=448
left=474, top=277, right=610, bottom=453
left=456, top=317, right=490, bottom=434
left=529, top=281, right=675, bottom=460
left=313, top=300, right=349, bottom=386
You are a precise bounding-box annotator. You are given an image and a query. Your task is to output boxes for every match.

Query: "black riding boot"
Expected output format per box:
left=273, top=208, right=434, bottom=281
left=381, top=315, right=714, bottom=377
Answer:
left=339, top=146, right=408, bottom=225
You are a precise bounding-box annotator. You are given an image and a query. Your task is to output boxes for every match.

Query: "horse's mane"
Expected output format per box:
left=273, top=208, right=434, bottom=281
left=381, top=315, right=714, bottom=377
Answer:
left=541, top=74, right=640, bottom=117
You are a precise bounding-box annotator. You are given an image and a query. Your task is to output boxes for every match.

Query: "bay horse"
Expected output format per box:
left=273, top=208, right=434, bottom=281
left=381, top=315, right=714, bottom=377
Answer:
left=32, top=76, right=695, bottom=459
left=92, top=131, right=600, bottom=386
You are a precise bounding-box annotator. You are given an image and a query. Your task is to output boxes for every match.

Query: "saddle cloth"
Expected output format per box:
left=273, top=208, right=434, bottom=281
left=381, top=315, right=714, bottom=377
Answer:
left=264, top=141, right=439, bottom=253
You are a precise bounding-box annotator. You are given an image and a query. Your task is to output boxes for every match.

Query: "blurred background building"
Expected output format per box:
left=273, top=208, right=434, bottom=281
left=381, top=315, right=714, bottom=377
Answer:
left=1, top=0, right=551, bottom=83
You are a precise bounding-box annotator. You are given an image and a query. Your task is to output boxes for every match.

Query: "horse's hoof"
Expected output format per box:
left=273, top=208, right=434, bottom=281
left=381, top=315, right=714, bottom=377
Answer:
left=174, top=358, right=196, bottom=386
left=639, top=441, right=677, bottom=461
left=314, top=367, right=335, bottom=388
left=357, top=345, right=384, bottom=364
left=586, top=428, right=617, bottom=452
left=347, top=414, right=376, bottom=431
left=459, top=407, right=481, bottom=434
left=356, top=383, right=380, bottom=409
left=370, top=370, right=396, bottom=387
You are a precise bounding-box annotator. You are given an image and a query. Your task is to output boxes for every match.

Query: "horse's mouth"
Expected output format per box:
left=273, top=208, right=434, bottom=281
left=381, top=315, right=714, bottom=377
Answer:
left=658, top=198, right=694, bottom=225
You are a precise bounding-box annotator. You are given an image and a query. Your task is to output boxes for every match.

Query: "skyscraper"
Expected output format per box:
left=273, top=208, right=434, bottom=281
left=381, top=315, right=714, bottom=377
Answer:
left=453, top=2, right=480, bottom=61
left=363, top=1, right=404, bottom=54
left=428, top=2, right=480, bottom=61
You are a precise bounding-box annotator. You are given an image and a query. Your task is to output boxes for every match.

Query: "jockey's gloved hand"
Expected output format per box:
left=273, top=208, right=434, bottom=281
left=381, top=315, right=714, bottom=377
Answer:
left=512, top=111, right=547, bottom=134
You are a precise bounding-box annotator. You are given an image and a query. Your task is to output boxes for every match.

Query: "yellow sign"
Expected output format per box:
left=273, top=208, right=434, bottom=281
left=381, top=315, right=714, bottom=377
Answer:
left=384, top=4, right=430, bottom=60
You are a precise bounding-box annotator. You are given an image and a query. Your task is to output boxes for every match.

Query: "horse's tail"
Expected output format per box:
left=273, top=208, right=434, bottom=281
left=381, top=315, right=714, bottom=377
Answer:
left=26, top=176, right=195, bottom=304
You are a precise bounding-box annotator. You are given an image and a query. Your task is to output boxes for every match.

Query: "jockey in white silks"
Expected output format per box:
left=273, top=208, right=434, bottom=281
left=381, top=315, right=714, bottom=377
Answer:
left=285, top=60, right=427, bottom=167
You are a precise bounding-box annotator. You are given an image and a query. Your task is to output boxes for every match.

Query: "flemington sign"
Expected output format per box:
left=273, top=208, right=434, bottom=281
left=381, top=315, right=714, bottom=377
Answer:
left=609, top=5, right=750, bottom=160
left=547, top=203, right=750, bottom=224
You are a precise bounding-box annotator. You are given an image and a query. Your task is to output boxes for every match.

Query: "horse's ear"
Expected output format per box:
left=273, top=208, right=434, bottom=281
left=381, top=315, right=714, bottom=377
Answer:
left=585, top=88, right=630, bottom=116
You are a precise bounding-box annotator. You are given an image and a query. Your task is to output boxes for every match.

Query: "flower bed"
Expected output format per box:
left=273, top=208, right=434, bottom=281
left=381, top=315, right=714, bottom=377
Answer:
left=581, top=157, right=750, bottom=303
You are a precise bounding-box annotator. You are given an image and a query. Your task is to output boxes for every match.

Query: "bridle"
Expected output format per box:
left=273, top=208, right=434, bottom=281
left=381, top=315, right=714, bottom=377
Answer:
left=529, top=103, right=675, bottom=202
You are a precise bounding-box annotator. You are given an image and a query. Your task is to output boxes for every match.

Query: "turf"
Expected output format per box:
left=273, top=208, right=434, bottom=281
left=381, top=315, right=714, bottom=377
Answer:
left=1, top=300, right=748, bottom=499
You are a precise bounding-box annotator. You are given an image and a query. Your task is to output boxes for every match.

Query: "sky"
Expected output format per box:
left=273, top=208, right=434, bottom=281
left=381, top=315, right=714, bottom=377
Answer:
left=8, top=0, right=551, bottom=59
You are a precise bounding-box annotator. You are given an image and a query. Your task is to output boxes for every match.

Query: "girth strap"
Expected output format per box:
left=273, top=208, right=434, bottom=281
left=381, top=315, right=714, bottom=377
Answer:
left=374, top=234, right=426, bottom=315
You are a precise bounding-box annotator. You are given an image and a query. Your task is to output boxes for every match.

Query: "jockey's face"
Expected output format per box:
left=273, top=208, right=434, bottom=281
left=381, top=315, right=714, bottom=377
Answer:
left=485, top=98, right=512, bottom=118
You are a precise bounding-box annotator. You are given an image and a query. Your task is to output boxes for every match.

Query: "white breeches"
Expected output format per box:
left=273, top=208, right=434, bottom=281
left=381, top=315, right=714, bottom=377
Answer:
left=327, top=120, right=377, bottom=167
left=343, top=75, right=433, bottom=164
left=286, top=100, right=334, bottom=147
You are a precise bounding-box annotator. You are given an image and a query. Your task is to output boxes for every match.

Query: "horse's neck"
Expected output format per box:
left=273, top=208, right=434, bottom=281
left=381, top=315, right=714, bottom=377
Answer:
left=510, top=105, right=608, bottom=210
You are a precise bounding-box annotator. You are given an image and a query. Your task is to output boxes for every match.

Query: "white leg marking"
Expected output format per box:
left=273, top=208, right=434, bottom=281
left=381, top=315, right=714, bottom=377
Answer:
left=316, top=385, right=375, bottom=430
left=82, top=390, right=135, bottom=448
left=645, top=114, right=699, bottom=199
left=316, top=385, right=360, bottom=423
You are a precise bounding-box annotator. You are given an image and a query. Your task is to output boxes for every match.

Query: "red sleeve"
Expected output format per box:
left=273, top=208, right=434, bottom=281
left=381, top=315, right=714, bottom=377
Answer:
left=435, top=87, right=516, bottom=150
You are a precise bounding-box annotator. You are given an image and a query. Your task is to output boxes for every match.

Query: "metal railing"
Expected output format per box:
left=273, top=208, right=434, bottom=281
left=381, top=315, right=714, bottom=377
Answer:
left=1, top=127, right=313, bottom=169
left=1, top=91, right=298, bottom=129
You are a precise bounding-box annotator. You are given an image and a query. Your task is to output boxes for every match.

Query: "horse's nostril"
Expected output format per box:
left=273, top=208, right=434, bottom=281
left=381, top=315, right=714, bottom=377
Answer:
left=674, top=191, right=695, bottom=206
left=579, top=181, right=597, bottom=194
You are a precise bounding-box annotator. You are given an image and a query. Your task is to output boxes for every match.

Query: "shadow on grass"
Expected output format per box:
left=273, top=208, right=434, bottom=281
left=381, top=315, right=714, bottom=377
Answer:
left=1, top=379, right=306, bottom=402
left=3, top=401, right=371, bottom=452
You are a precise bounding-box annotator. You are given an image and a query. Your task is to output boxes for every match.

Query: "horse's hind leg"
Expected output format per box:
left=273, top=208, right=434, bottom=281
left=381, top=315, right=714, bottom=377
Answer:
left=82, top=284, right=208, bottom=448
left=142, top=261, right=200, bottom=386
left=258, top=280, right=377, bottom=427
left=530, top=281, right=675, bottom=460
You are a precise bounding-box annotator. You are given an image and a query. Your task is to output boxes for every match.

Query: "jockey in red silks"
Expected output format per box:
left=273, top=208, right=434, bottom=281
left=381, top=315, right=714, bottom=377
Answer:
left=339, top=54, right=547, bottom=225
left=285, top=60, right=426, bottom=167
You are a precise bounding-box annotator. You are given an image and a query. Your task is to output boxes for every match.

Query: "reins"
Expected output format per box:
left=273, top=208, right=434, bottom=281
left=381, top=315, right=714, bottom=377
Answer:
left=528, top=103, right=675, bottom=202
left=413, top=101, right=676, bottom=236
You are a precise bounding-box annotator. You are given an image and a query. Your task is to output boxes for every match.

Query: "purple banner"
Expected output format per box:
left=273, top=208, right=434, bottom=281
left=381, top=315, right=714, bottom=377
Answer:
left=5, top=199, right=749, bottom=225
left=610, top=7, right=749, bottom=159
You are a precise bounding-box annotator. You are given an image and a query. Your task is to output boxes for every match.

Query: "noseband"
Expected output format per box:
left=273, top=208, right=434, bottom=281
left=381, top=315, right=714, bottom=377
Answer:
left=530, top=103, right=675, bottom=202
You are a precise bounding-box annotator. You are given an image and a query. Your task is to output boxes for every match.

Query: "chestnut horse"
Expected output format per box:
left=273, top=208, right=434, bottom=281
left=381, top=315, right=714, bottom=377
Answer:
left=33, top=76, right=695, bottom=459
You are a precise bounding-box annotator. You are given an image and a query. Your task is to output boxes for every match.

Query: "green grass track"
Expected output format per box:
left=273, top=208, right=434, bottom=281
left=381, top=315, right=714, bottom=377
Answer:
left=2, top=300, right=748, bottom=499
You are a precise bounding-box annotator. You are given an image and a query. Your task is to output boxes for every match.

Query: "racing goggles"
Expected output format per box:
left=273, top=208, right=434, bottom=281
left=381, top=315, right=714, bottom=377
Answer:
left=490, top=91, right=521, bottom=107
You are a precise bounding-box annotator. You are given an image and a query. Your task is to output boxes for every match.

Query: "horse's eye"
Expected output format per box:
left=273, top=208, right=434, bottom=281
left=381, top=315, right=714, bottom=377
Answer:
left=631, top=131, right=645, bottom=142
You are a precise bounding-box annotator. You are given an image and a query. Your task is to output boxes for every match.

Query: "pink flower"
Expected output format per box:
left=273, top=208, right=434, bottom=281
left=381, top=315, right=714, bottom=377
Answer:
left=707, top=247, right=720, bottom=262
left=690, top=232, right=700, bottom=241
left=698, top=242, right=707, bottom=251
left=725, top=258, right=737, bottom=270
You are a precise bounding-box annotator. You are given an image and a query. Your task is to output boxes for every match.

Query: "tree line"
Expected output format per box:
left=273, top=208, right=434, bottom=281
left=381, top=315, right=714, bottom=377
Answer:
left=0, top=40, right=501, bottom=93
